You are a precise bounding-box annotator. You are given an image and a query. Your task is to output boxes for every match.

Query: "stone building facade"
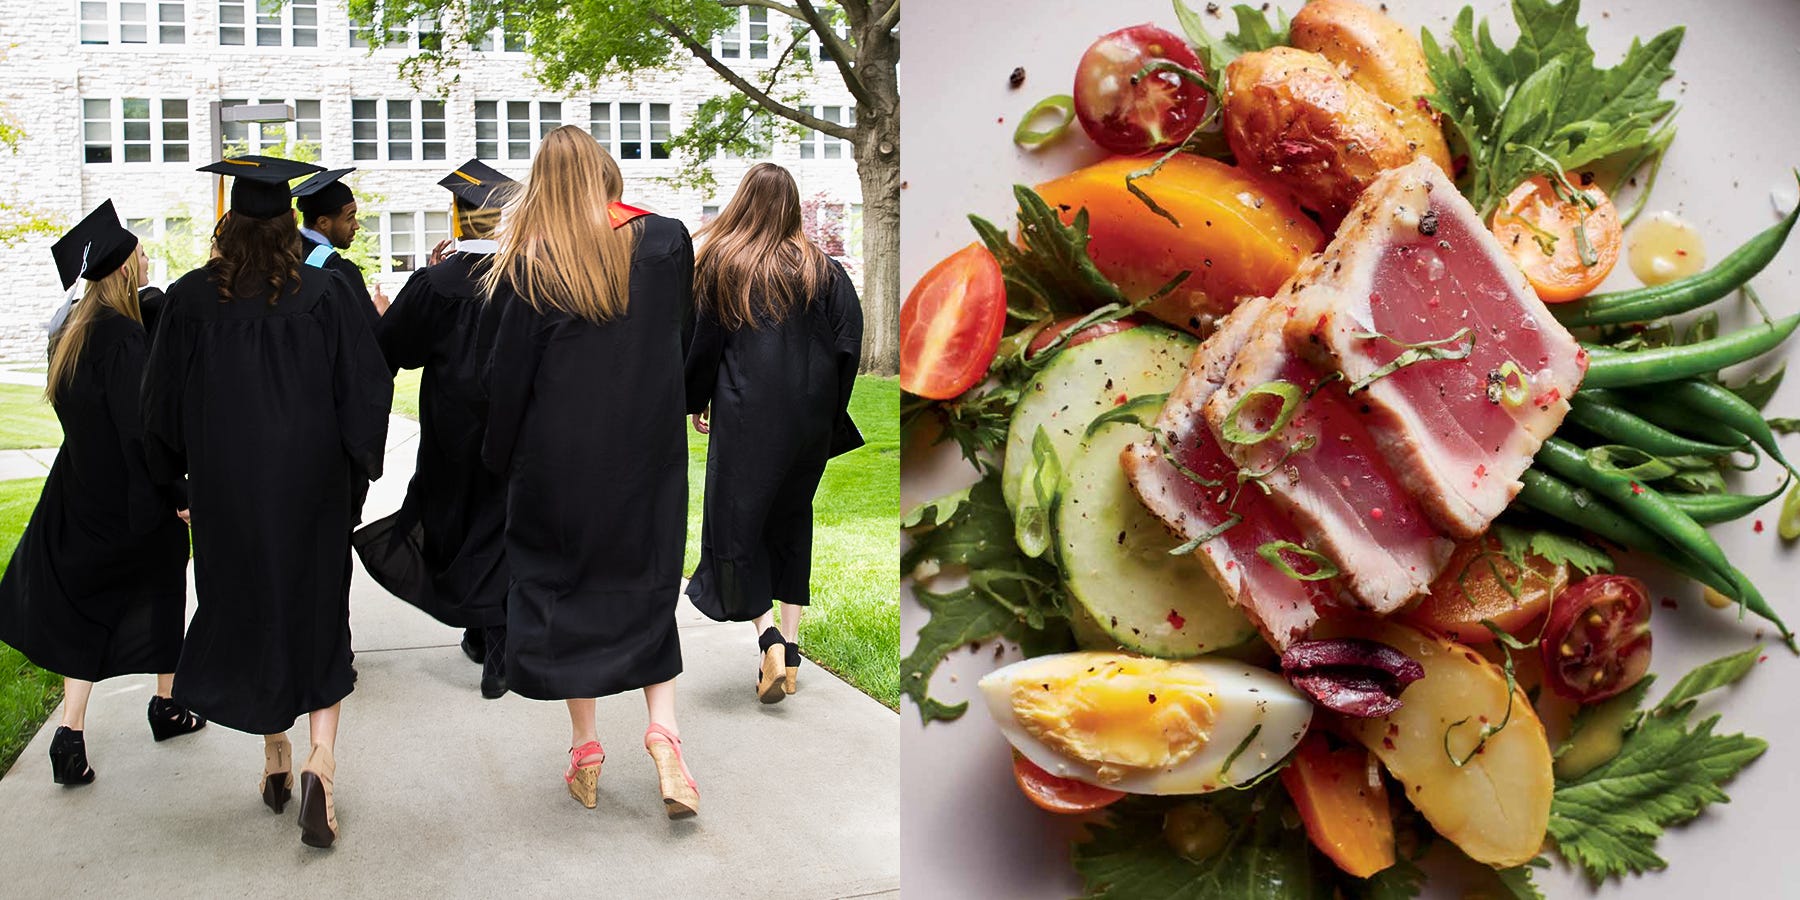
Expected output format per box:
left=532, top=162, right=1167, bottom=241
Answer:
left=0, top=0, right=861, bottom=360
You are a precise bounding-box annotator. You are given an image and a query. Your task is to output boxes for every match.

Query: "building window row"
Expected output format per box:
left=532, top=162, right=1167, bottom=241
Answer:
left=83, top=98, right=190, bottom=164
left=589, top=101, right=672, bottom=161
left=361, top=210, right=450, bottom=274
left=80, top=0, right=187, bottom=45
left=476, top=100, right=561, bottom=161
left=221, top=98, right=324, bottom=152
left=351, top=99, right=447, bottom=162
left=799, top=105, right=854, bottom=160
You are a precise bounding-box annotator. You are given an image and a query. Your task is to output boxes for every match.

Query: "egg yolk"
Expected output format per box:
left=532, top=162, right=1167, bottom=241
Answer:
left=1010, top=655, right=1217, bottom=784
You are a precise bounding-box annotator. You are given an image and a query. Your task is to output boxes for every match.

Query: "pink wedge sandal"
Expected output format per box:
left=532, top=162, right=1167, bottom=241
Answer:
left=643, top=724, right=698, bottom=819
left=564, top=740, right=605, bottom=809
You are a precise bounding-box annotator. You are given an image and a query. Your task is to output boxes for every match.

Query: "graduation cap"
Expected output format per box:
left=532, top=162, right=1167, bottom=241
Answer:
left=292, top=167, right=357, bottom=221
left=437, top=159, right=516, bottom=210
left=50, top=199, right=138, bottom=290
left=198, top=155, right=325, bottom=219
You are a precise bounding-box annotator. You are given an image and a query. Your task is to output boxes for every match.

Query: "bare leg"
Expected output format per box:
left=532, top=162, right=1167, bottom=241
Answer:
left=61, top=678, right=93, bottom=731
left=308, top=702, right=340, bottom=752
left=566, top=699, right=602, bottom=761
left=643, top=678, right=678, bottom=737
left=155, top=673, right=174, bottom=699
left=752, top=608, right=776, bottom=638
left=779, top=603, right=802, bottom=644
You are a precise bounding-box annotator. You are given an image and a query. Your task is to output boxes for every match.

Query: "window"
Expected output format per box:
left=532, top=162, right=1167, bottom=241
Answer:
left=80, top=0, right=185, bottom=44
left=220, top=98, right=323, bottom=152
left=590, top=101, right=670, bottom=161
left=475, top=100, right=562, bottom=160
left=792, top=15, right=845, bottom=63
left=82, top=98, right=189, bottom=164
left=700, top=204, right=720, bottom=226
left=696, top=103, right=770, bottom=160
left=799, top=105, right=853, bottom=160
left=475, top=11, right=527, bottom=52
left=352, top=99, right=446, bottom=162
left=124, top=216, right=193, bottom=282
left=218, top=0, right=316, bottom=47
left=714, top=6, right=768, bottom=60
left=350, top=9, right=442, bottom=50
left=375, top=210, right=452, bottom=273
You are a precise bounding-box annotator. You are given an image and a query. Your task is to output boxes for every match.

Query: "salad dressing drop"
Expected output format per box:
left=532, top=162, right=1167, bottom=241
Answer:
left=1627, top=211, right=1707, bottom=285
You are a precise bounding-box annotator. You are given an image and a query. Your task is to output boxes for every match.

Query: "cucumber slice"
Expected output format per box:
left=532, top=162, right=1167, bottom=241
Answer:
left=1057, top=419, right=1257, bottom=658
left=1002, top=326, right=1197, bottom=515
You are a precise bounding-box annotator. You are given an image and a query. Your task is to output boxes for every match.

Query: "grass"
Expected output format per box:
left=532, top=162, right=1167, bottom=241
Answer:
left=0, top=477, right=59, bottom=778
left=684, top=376, right=900, bottom=708
left=0, top=385, right=61, bottom=450
left=392, top=367, right=424, bottom=420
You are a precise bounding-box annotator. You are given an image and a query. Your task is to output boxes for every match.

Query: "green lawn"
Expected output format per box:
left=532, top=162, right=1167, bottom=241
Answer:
left=392, top=367, right=423, bottom=420
left=0, top=385, right=61, bottom=450
left=684, top=377, right=900, bottom=708
left=0, top=478, right=59, bottom=778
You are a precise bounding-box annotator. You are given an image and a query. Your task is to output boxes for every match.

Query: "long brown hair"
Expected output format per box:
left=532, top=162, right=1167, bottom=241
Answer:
left=480, top=125, right=634, bottom=321
left=694, top=163, right=830, bottom=330
left=206, top=210, right=303, bottom=303
left=47, top=247, right=144, bottom=404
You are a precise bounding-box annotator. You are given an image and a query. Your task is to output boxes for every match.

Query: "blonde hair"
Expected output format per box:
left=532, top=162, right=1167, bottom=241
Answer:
left=481, top=125, right=634, bottom=321
left=451, top=181, right=517, bottom=241
left=47, top=249, right=144, bottom=404
left=694, top=163, right=830, bottom=330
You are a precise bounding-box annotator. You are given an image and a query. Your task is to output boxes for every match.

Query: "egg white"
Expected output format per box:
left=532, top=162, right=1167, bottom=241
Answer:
left=979, top=652, right=1313, bottom=795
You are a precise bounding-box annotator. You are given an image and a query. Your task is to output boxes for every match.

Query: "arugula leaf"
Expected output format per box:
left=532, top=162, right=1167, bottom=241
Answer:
left=1073, top=789, right=1334, bottom=900
left=1174, top=1, right=1291, bottom=79
left=1548, top=647, right=1768, bottom=884
left=1493, top=857, right=1550, bottom=900
left=1492, top=522, right=1614, bottom=575
left=971, top=186, right=1125, bottom=319
left=1727, top=362, right=1786, bottom=411
left=1421, top=0, right=1684, bottom=216
left=899, top=584, right=1022, bottom=722
left=1341, top=855, right=1426, bottom=900
left=901, top=486, right=971, bottom=530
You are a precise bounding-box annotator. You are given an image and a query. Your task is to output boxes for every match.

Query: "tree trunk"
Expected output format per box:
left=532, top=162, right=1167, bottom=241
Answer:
left=850, top=13, right=900, bottom=376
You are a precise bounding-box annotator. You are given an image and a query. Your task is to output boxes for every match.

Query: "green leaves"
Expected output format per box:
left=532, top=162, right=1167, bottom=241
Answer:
left=1174, top=0, right=1292, bottom=79
left=1492, top=522, right=1614, bottom=575
left=970, top=186, right=1126, bottom=320
left=1422, top=0, right=1684, bottom=215
left=1548, top=646, right=1768, bottom=883
left=1074, top=789, right=1334, bottom=900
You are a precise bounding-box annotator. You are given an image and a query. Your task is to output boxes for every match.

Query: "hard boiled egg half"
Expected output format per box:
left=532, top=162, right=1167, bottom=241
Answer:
left=979, top=651, right=1312, bottom=794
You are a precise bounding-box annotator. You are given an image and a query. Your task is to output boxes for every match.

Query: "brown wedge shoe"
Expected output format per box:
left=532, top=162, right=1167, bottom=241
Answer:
left=297, top=744, right=338, bottom=849
left=644, top=724, right=698, bottom=819
left=757, top=627, right=786, bottom=704
left=262, top=734, right=293, bottom=813
left=563, top=740, right=605, bottom=809
left=784, top=642, right=800, bottom=695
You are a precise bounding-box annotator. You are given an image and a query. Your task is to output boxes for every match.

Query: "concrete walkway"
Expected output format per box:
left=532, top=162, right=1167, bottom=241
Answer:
left=0, top=417, right=899, bottom=899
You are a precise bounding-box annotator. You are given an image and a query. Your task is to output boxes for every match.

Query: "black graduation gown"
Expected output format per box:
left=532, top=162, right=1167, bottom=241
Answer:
left=482, top=215, right=693, bottom=701
left=682, top=260, right=864, bottom=622
left=0, top=311, right=189, bottom=681
left=142, top=267, right=392, bottom=734
left=352, top=252, right=506, bottom=629
left=303, top=237, right=374, bottom=314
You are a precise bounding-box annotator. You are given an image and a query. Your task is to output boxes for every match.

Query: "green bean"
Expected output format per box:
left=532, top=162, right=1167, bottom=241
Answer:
left=1663, top=478, right=1791, bottom=524
left=1535, top=437, right=1744, bottom=591
left=1587, top=387, right=1751, bottom=449
left=1565, top=393, right=1741, bottom=458
left=1517, top=469, right=1792, bottom=643
left=1581, top=314, right=1800, bottom=388
left=1555, top=198, right=1800, bottom=327
left=1659, top=378, right=1799, bottom=477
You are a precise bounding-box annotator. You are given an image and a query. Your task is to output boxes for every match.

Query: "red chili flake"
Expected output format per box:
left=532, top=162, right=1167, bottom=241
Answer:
left=1381, top=737, right=1396, bottom=750
left=996, top=116, right=1005, bottom=124
left=1369, top=291, right=1383, bottom=306
left=1760, top=655, right=1770, bottom=663
left=1115, top=393, right=1129, bottom=406
left=1661, top=598, right=1678, bottom=609
left=1224, top=560, right=1236, bottom=571
left=1370, top=507, right=1385, bottom=521
left=1427, top=295, right=1440, bottom=308
left=1754, top=520, right=1765, bottom=533
left=1630, top=482, right=1645, bottom=495
left=1167, top=609, right=1187, bottom=630
left=1532, top=386, right=1563, bottom=407
left=1414, top=97, right=1431, bottom=111
left=1474, top=464, right=1487, bottom=478
left=1676, top=249, right=1688, bottom=257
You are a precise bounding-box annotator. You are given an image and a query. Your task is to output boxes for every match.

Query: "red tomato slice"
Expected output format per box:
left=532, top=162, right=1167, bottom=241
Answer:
left=1540, top=574, right=1652, bottom=703
left=899, top=243, right=1007, bottom=400
left=1073, top=25, right=1210, bottom=155
left=1012, top=753, right=1125, bottom=814
left=1024, top=315, right=1142, bottom=358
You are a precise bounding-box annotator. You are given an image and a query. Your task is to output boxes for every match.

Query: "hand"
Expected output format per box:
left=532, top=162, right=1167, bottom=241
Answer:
left=176, top=509, right=191, bottom=524
left=691, top=412, right=710, bottom=435
left=427, top=238, right=454, bottom=267
left=372, top=282, right=391, bottom=316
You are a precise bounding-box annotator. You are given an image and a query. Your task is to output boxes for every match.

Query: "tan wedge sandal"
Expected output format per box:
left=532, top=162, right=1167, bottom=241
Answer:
left=784, top=642, right=800, bottom=695
left=564, top=740, right=605, bottom=809
left=297, top=744, right=338, bottom=849
left=644, top=725, right=698, bottom=819
left=757, top=628, right=786, bottom=704
left=262, top=735, right=293, bottom=813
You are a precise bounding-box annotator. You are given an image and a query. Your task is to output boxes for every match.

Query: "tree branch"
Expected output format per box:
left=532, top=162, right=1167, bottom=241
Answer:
left=873, top=0, right=899, bottom=35
left=794, top=0, right=873, bottom=109
left=652, top=12, right=856, bottom=141
left=721, top=0, right=805, bottom=20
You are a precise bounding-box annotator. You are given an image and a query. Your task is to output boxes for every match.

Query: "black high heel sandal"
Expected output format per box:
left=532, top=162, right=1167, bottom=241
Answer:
left=147, top=695, right=207, bottom=742
left=49, top=726, right=94, bottom=786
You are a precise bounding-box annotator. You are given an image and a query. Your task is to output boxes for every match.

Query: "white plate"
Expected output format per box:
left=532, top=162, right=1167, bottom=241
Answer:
left=899, top=1, right=1800, bottom=896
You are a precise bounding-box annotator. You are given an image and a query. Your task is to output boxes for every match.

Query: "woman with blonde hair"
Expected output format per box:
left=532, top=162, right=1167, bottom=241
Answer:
left=481, top=125, right=698, bottom=817
left=0, top=201, right=205, bottom=786
left=683, top=163, right=864, bottom=702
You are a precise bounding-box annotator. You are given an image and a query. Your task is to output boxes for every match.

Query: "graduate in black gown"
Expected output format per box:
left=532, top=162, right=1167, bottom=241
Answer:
left=0, top=201, right=206, bottom=787
left=353, top=159, right=516, bottom=699
left=480, top=126, right=698, bottom=818
left=294, top=167, right=384, bottom=320
left=683, top=164, right=864, bottom=704
left=142, top=155, right=391, bottom=849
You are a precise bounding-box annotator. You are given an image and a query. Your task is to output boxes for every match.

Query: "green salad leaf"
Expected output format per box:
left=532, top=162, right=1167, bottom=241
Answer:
left=1492, top=522, right=1614, bottom=575
left=1493, top=858, right=1550, bottom=899
left=1174, top=0, right=1291, bottom=79
left=1342, top=855, right=1426, bottom=900
left=1074, top=788, right=1334, bottom=900
left=1548, top=646, right=1767, bottom=883
left=1420, top=0, right=1684, bottom=216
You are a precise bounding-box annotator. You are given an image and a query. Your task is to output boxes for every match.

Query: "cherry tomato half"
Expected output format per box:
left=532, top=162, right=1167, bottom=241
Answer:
left=1024, top=315, right=1142, bottom=358
left=1403, top=535, right=1568, bottom=644
left=899, top=243, right=1007, bottom=400
left=1540, top=574, right=1652, bottom=703
left=1491, top=173, right=1623, bottom=303
left=1012, top=753, right=1125, bottom=814
left=1073, top=25, right=1210, bottom=156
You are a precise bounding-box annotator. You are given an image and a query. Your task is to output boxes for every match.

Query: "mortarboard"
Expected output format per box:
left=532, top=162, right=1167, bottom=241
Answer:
left=437, top=159, right=517, bottom=210
left=198, top=155, right=326, bottom=219
left=50, top=199, right=138, bottom=290
left=292, top=167, right=357, bottom=220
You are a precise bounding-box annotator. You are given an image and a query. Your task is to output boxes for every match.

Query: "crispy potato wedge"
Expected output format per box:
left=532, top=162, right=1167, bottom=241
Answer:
left=1290, top=0, right=1453, bottom=173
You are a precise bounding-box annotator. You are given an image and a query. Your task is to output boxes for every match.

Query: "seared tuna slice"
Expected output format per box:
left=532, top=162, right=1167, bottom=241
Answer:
left=1284, top=158, right=1586, bottom=538
left=1123, top=297, right=1334, bottom=649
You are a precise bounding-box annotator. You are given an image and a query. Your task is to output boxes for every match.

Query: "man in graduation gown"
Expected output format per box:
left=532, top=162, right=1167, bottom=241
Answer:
left=293, top=167, right=383, bottom=320
left=353, top=159, right=515, bottom=698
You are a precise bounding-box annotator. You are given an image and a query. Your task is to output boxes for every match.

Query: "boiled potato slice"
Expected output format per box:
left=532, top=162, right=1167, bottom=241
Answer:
left=1290, top=0, right=1453, bottom=174
left=1336, top=620, right=1552, bottom=868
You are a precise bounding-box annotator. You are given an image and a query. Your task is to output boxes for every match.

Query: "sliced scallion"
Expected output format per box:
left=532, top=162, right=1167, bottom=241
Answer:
left=1256, top=541, right=1340, bottom=582
left=1013, top=94, right=1075, bottom=150
left=1219, top=381, right=1302, bottom=445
